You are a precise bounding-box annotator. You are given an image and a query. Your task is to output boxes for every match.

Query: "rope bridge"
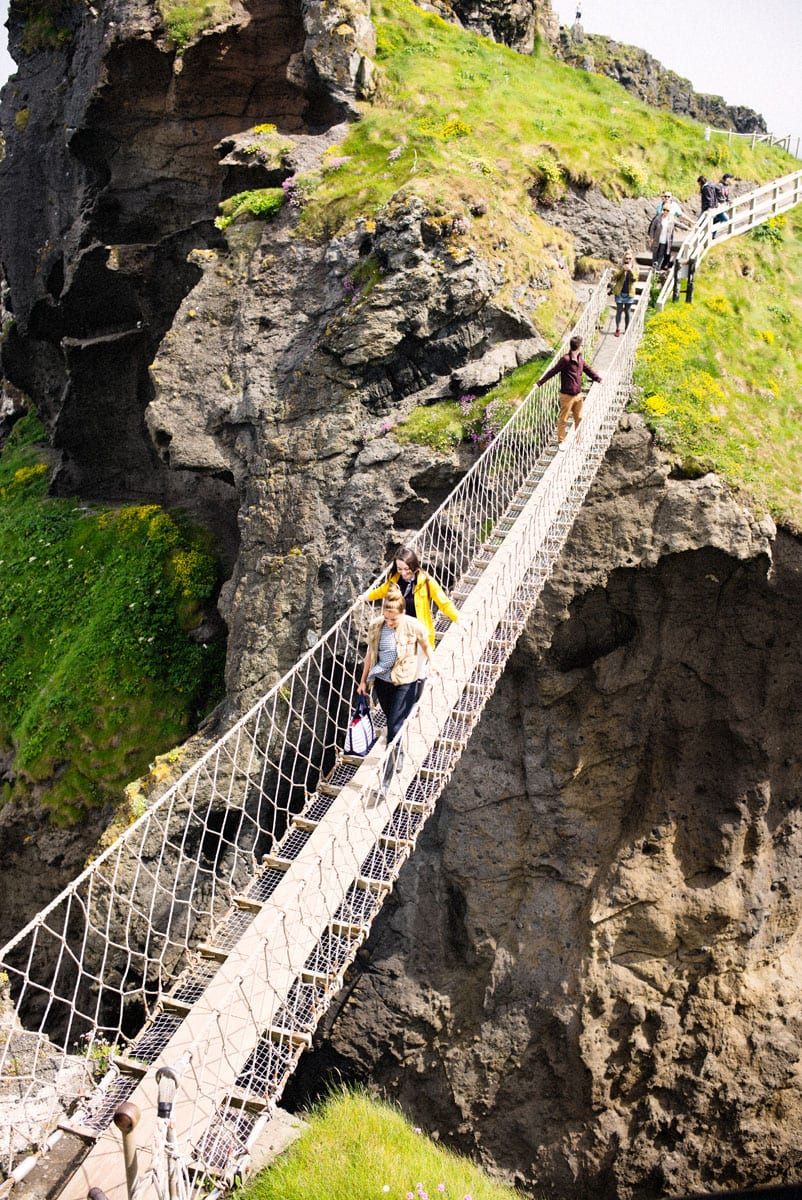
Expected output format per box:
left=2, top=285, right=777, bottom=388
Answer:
left=0, top=267, right=646, bottom=1197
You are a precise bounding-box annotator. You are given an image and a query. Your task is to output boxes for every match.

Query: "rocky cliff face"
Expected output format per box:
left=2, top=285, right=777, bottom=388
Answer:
left=448, top=0, right=559, bottom=55
left=0, top=0, right=377, bottom=560
left=556, top=25, right=767, bottom=133
left=0, top=0, right=571, bottom=717
left=286, top=418, right=802, bottom=1198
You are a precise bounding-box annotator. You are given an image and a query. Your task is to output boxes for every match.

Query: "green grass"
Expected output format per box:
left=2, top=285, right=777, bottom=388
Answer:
left=0, top=416, right=225, bottom=824
left=394, top=358, right=551, bottom=451
left=295, top=0, right=793, bottom=317
left=156, top=0, right=232, bottom=49
left=234, top=1089, right=525, bottom=1200
left=633, top=206, right=802, bottom=529
left=215, top=188, right=285, bottom=231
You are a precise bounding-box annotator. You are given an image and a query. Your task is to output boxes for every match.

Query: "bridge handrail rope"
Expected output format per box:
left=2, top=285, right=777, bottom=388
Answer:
left=0, top=268, right=625, bottom=1196
left=656, top=167, right=802, bottom=310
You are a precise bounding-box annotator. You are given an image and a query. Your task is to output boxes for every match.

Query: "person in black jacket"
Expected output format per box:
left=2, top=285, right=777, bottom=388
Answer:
left=536, top=335, right=602, bottom=450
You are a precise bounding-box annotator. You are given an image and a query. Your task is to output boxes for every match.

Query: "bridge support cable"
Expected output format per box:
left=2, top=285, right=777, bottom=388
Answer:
left=1, top=269, right=650, bottom=1199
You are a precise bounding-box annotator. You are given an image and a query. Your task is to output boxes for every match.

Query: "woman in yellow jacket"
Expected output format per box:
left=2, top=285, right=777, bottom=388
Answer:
left=365, top=546, right=458, bottom=649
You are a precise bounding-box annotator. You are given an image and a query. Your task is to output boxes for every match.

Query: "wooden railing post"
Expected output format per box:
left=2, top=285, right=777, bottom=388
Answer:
left=685, top=258, right=696, bottom=304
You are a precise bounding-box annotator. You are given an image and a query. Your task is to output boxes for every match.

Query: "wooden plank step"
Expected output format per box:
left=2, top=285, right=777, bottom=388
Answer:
left=224, top=1087, right=270, bottom=1112
left=291, top=815, right=318, bottom=833
left=266, top=1025, right=313, bottom=1049
left=197, top=944, right=228, bottom=962
left=234, top=894, right=263, bottom=912
left=379, top=833, right=413, bottom=850
left=262, top=854, right=292, bottom=871
left=112, top=1056, right=148, bottom=1076
left=316, top=782, right=341, bottom=798
left=161, top=996, right=192, bottom=1016
left=329, top=918, right=368, bottom=939
left=300, top=967, right=341, bottom=986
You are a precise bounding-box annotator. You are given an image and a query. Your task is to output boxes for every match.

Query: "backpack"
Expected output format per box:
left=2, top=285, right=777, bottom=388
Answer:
left=714, top=181, right=727, bottom=204
left=701, top=180, right=719, bottom=210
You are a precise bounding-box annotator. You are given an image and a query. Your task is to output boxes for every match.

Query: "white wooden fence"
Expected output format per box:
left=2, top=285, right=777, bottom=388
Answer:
left=656, top=168, right=802, bottom=310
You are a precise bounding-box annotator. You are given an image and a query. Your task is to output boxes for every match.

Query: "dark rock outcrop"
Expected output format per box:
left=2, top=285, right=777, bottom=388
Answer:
left=145, top=198, right=555, bottom=711
left=556, top=25, right=767, bottom=133
left=0, top=0, right=376, bottom=564
left=447, top=0, right=559, bottom=54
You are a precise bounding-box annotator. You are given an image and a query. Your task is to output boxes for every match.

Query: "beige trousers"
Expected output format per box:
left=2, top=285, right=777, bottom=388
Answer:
left=557, top=391, right=583, bottom=442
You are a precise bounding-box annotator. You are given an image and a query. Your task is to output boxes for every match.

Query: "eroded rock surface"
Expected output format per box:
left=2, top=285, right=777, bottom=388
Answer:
left=287, top=418, right=802, bottom=1199
left=0, top=0, right=375, bottom=561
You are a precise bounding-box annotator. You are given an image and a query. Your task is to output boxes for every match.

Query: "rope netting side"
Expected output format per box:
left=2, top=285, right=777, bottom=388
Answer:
left=0, top=271, right=613, bottom=1180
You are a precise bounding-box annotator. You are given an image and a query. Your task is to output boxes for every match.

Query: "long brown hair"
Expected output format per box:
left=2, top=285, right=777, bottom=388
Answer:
left=392, top=545, right=421, bottom=573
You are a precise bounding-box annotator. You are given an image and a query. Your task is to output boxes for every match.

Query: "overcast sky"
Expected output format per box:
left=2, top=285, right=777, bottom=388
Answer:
left=0, top=0, right=12, bottom=84
left=552, top=0, right=802, bottom=153
left=1, top=0, right=800, bottom=152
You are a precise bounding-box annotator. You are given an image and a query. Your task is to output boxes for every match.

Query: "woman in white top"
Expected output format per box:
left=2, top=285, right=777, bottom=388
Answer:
left=358, top=584, right=436, bottom=745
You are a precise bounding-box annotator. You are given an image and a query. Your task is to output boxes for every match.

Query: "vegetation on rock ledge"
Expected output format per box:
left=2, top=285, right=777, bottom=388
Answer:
left=0, top=415, right=225, bottom=824
left=234, top=1088, right=524, bottom=1200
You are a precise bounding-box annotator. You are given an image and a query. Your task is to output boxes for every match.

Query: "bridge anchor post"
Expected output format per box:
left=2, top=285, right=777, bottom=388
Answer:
left=112, top=1103, right=141, bottom=1200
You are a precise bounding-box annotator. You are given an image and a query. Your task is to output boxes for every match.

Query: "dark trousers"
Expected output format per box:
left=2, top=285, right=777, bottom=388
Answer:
left=615, top=296, right=633, bottom=330
left=373, top=678, right=418, bottom=743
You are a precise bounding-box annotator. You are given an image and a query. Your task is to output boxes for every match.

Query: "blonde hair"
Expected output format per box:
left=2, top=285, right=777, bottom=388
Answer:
left=382, top=583, right=406, bottom=615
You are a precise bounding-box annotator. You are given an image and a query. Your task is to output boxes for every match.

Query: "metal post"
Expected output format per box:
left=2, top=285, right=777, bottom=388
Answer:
left=156, top=1066, right=180, bottom=1200
left=113, top=1102, right=141, bottom=1200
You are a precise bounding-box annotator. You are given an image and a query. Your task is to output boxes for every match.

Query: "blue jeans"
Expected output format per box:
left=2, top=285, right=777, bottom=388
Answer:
left=372, top=678, right=418, bottom=743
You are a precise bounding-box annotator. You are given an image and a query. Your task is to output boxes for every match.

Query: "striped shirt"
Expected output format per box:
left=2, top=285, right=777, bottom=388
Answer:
left=367, top=624, right=397, bottom=682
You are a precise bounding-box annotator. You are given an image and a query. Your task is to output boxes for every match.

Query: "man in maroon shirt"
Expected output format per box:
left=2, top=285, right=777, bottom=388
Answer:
left=536, top=335, right=602, bottom=449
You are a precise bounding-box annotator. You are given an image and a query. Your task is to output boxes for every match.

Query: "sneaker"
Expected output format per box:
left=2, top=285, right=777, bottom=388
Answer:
left=557, top=442, right=567, bottom=452
left=614, top=330, right=621, bottom=337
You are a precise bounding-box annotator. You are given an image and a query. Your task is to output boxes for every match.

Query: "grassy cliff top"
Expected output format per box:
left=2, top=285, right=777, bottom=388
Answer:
left=635, top=206, right=802, bottom=531
left=301, top=0, right=794, bottom=242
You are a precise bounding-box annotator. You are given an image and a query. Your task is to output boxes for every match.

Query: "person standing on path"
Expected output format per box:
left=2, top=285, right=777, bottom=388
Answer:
left=536, top=334, right=602, bottom=450
left=610, top=252, right=640, bottom=334
left=713, top=172, right=733, bottom=232
left=648, top=203, right=677, bottom=270
left=654, top=190, right=690, bottom=226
